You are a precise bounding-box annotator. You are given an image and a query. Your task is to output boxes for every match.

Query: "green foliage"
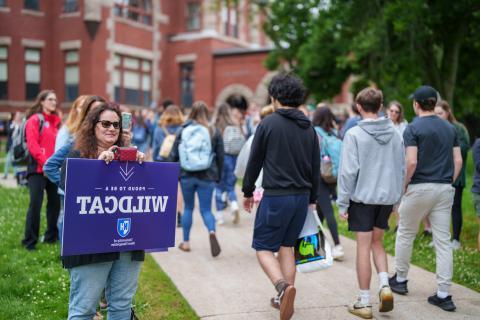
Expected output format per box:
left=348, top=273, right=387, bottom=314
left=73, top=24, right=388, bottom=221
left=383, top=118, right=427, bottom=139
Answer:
left=263, top=0, right=480, bottom=132
left=0, top=187, right=197, bottom=319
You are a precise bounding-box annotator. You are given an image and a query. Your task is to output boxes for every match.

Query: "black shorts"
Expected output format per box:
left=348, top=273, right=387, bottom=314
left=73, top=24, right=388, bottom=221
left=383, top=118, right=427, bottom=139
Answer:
left=348, top=201, right=393, bottom=232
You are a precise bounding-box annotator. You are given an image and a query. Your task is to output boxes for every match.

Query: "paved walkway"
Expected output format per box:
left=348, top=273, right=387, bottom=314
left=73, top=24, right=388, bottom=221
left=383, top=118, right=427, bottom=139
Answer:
left=152, top=197, right=480, bottom=319
left=0, top=176, right=17, bottom=188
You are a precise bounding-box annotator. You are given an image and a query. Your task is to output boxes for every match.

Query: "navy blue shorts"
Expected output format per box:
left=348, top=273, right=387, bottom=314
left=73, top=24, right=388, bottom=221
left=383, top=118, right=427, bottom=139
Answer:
left=252, top=194, right=309, bottom=252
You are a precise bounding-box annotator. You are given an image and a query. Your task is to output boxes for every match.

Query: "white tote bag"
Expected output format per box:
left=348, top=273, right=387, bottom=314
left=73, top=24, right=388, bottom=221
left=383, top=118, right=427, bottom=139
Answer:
left=294, top=208, right=333, bottom=273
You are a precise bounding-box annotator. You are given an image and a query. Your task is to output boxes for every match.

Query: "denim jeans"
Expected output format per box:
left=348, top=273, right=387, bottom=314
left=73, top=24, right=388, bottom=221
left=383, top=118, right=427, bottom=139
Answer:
left=180, top=176, right=216, bottom=242
left=215, top=154, right=238, bottom=211
left=58, top=195, right=64, bottom=251
left=68, top=252, right=142, bottom=320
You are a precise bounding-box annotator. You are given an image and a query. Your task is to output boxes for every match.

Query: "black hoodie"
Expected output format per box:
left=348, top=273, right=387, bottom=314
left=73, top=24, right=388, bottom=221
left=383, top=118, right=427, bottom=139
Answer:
left=242, top=108, right=320, bottom=203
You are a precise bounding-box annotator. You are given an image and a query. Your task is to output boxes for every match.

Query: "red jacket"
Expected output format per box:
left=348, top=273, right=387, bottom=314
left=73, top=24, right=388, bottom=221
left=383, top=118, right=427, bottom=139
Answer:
left=26, top=112, right=61, bottom=174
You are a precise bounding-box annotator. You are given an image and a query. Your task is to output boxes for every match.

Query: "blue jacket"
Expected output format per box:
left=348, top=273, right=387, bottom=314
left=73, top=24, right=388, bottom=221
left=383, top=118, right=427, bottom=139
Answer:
left=152, top=124, right=181, bottom=162
left=472, top=139, right=480, bottom=194
left=43, top=141, right=73, bottom=194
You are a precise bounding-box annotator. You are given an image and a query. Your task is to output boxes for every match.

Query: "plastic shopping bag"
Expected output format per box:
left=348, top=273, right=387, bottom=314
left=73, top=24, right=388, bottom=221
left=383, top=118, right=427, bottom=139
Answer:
left=294, top=207, right=333, bottom=273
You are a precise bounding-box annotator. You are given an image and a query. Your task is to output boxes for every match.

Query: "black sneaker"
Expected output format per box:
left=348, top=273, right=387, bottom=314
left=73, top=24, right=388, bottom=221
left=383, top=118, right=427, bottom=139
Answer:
left=388, top=274, right=408, bottom=295
left=428, top=293, right=456, bottom=312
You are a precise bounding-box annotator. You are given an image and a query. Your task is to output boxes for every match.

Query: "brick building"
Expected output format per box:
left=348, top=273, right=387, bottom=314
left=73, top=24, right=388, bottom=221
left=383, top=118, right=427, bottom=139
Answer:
left=0, top=0, right=274, bottom=113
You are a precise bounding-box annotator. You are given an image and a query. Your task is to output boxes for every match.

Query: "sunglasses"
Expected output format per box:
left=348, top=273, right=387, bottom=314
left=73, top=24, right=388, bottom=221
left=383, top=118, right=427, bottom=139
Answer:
left=97, top=120, right=120, bottom=129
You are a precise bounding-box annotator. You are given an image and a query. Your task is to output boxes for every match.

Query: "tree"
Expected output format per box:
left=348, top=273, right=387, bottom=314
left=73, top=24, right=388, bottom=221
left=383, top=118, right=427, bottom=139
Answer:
left=263, top=0, right=480, bottom=131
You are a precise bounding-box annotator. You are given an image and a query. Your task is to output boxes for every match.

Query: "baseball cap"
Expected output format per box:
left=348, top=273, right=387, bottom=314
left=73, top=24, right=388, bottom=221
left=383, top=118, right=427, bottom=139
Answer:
left=409, top=85, right=438, bottom=102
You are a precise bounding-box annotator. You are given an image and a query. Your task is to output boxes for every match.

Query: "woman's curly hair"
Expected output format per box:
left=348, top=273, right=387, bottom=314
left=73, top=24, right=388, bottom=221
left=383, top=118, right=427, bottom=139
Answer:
left=75, top=103, right=124, bottom=159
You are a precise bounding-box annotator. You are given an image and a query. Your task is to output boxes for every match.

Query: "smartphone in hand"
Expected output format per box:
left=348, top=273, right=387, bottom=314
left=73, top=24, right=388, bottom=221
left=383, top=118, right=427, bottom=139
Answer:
left=121, top=112, right=132, bottom=131
left=113, top=146, right=137, bottom=161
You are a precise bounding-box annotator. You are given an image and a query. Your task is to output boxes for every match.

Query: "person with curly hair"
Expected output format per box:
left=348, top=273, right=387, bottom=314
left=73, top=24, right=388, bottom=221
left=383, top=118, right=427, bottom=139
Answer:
left=242, top=73, right=320, bottom=320
left=59, top=103, right=145, bottom=320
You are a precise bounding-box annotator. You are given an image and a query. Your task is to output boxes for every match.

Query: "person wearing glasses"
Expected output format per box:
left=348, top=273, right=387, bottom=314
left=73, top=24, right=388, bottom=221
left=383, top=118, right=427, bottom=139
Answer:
left=387, top=101, right=408, bottom=138
left=21, top=90, right=62, bottom=251
left=59, top=103, right=145, bottom=320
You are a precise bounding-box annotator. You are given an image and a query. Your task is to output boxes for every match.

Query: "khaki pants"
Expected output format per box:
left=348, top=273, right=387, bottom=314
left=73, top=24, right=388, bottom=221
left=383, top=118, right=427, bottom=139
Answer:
left=395, top=183, right=455, bottom=292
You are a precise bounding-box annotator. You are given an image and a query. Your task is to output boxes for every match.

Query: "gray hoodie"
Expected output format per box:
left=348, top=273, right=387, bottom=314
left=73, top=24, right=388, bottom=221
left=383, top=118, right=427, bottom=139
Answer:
left=337, top=117, right=405, bottom=213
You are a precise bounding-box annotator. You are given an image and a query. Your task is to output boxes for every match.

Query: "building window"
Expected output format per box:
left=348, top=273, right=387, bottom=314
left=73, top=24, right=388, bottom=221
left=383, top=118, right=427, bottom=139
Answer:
left=186, top=2, right=201, bottom=31
left=0, top=47, right=7, bottom=100
left=114, top=54, right=151, bottom=106
left=24, top=0, right=39, bottom=10
left=65, top=51, right=79, bottom=102
left=114, top=0, right=153, bottom=25
left=180, top=63, right=194, bottom=108
left=25, top=48, right=41, bottom=100
left=231, top=4, right=239, bottom=38
left=221, top=4, right=239, bottom=38
left=63, top=0, right=78, bottom=13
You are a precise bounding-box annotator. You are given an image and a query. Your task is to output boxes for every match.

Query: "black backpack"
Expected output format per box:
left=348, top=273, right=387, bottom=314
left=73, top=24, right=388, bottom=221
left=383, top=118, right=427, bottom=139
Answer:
left=12, top=113, right=44, bottom=165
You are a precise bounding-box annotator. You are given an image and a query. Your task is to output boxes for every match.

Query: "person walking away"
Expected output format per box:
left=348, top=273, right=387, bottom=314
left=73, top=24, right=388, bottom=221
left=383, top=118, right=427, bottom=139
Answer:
left=21, top=90, right=61, bottom=251
left=242, top=73, right=320, bottom=320
left=337, top=88, right=405, bottom=319
left=169, top=101, right=224, bottom=257
left=340, top=103, right=361, bottom=139
left=311, top=106, right=345, bottom=260
left=434, top=100, right=470, bottom=250
left=131, top=110, right=150, bottom=153
left=152, top=105, right=184, bottom=227
left=214, top=103, right=245, bottom=225
left=390, top=85, right=462, bottom=312
left=471, top=138, right=480, bottom=251
left=3, top=112, right=22, bottom=179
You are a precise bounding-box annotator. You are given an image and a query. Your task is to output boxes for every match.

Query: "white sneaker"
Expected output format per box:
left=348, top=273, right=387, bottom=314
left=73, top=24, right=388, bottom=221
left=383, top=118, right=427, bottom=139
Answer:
left=230, top=201, right=240, bottom=224
left=215, top=211, right=225, bottom=225
left=450, top=239, right=461, bottom=250
left=332, top=245, right=345, bottom=261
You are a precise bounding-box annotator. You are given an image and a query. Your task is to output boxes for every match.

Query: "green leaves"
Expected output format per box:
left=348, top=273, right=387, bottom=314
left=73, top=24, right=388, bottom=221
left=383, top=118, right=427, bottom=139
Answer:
left=262, top=0, right=480, bottom=133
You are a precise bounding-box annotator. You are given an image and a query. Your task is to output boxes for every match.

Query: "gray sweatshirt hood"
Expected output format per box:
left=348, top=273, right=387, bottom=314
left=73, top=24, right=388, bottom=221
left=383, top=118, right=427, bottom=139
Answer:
left=358, top=117, right=395, bottom=145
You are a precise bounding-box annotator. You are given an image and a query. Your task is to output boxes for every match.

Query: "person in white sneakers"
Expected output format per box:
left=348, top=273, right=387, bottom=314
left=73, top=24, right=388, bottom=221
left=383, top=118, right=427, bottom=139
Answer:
left=337, top=87, right=405, bottom=319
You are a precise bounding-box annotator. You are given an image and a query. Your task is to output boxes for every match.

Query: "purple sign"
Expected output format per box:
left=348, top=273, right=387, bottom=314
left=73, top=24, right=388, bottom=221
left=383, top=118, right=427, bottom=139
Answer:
left=62, top=159, right=180, bottom=256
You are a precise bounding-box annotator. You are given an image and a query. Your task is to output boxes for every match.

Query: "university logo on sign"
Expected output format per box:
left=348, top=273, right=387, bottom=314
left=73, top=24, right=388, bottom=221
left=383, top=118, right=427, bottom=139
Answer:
left=117, top=218, right=131, bottom=238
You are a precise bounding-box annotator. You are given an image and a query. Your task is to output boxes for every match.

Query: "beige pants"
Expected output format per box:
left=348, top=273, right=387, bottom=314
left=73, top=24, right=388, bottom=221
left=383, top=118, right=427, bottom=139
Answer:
left=395, top=183, right=455, bottom=292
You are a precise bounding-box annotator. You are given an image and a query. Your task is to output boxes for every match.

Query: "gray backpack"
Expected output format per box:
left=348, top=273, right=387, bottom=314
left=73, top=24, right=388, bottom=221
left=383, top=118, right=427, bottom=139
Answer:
left=12, top=113, right=44, bottom=165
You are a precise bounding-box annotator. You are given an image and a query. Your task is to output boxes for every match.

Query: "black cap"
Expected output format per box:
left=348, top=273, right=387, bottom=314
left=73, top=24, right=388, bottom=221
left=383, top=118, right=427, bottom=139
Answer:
left=409, top=85, right=438, bottom=102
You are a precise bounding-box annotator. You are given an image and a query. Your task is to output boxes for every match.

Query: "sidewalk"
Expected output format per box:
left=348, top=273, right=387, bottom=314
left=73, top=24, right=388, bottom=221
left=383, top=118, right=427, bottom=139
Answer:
left=152, top=198, right=480, bottom=319
left=0, top=176, right=18, bottom=188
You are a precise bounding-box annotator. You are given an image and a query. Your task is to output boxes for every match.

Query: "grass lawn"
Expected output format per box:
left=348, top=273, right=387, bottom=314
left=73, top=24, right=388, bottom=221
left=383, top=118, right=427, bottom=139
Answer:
left=0, top=186, right=198, bottom=320
left=336, top=155, right=480, bottom=292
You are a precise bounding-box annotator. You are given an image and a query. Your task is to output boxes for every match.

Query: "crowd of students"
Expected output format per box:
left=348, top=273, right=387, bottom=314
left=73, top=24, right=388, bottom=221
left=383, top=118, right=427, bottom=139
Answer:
left=3, top=71, right=479, bottom=319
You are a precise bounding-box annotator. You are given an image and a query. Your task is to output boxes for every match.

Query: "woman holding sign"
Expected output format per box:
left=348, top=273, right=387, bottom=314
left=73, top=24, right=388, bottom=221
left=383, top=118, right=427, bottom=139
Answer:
left=60, top=103, right=145, bottom=320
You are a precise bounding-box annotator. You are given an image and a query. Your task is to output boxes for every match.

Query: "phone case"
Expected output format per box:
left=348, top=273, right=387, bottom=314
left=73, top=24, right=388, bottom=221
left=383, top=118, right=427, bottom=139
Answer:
left=114, top=147, right=137, bottom=161
left=121, top=112, right=132, bottom=131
